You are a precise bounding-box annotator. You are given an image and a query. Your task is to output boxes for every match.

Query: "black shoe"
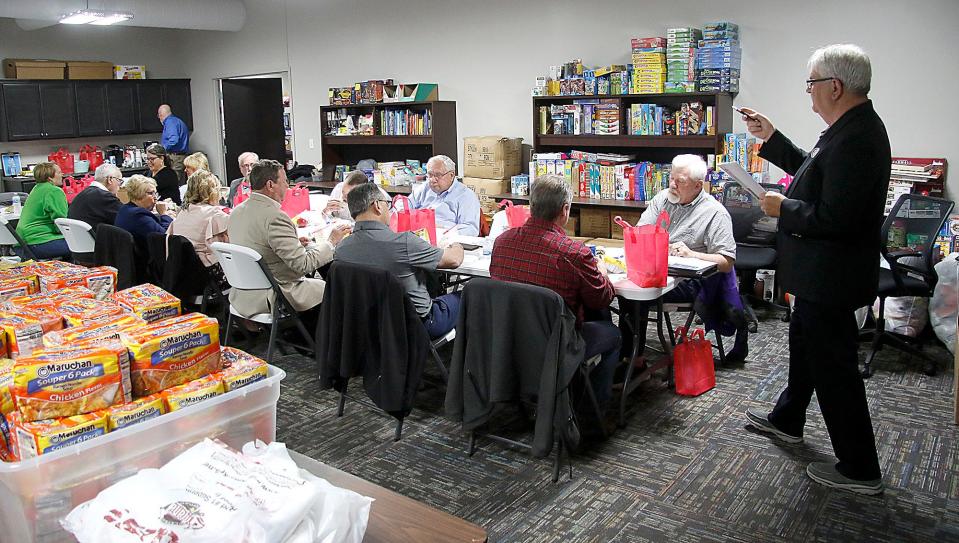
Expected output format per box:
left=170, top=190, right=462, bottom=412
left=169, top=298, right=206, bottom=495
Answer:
left=744, top=408, right=803, bottom=444
left=724, top=348, right=748, bottom=365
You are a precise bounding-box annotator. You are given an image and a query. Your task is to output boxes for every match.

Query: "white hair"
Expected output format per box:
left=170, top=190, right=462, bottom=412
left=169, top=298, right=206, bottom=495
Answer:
left=671, top=154, right=708, bottom=182
left=427, top=154, right=456, bottom=175
left=237, top=151, right=259, bottom=164
left=94, top=163, right=122, bottom=184
left=808, top=44, right=871, bottom=96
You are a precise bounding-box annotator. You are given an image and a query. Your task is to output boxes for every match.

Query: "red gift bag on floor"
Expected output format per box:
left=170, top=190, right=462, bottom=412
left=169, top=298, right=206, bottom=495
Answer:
left=232, top=180, right=251, bottom=208
left=499, top=199, right=531, bottom=228
left=614, top=211, right=670, bottom=287
left=673, top=327, right=716, bottom=396
left=280, top=182, right=311, bottom=218
left=390, top=194, right=437, bottom=245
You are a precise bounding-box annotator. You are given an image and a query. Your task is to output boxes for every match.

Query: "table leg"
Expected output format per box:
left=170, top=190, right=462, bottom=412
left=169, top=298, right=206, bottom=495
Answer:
left=656, top=299, right=675, bottom=387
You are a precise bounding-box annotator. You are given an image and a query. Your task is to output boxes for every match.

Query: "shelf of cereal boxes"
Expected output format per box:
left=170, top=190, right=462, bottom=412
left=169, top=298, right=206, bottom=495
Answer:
left=0, top=260, right=283, bottom=542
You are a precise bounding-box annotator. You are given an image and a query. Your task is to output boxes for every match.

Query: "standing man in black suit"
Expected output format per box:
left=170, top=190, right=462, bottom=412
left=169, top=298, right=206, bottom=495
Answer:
left=739, top=44, right=889, bottom=495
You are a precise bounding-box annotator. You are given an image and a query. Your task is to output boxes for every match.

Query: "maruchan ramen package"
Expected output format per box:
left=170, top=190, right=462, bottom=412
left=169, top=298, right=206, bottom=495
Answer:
left=12, top=342, right=129, bottom=421
left=0, top=263, right=39, bottom=294
left=0, top=358, right=14, bottom=415
left=0, top=325, right=6, bottom=358
left=55, top=297, right=130, bottom=327
left=0, top=308, right=64, bottom=359
left=43, top=313, right=146, bottom=349
left=217, top=347, right=268, bottom=392
left=162, top=375, right=224, bottom=412
left=106, top=393, right=166, bottom=431
left=112, top=283, right=181, bottom=323
left=0, top=278, right=34, bottom=302
left=0, top=413, right=12, bottom=461
left=35, top=264, right=118, bottom=301
left=5, top=285, right=96, bottom=311
left=8, top=410, right=110, bottom=459
left=124, top=313, right=221, bottom=397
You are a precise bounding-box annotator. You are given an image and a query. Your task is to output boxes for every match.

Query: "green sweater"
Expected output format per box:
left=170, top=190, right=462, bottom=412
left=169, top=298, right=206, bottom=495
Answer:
left=16, top=182, right=68, bottom=245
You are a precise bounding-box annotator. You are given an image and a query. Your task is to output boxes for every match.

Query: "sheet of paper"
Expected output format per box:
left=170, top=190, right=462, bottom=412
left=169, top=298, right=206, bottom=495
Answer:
left=719, top=162, right=767, bottom=199
left=668, top=255, right=716, bottom=271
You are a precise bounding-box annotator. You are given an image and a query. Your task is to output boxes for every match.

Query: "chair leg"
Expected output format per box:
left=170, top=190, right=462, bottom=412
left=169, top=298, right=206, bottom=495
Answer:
left=292, top=314, right=316, bottom=350
left=884, top=333, right=938, bottom=376
left=337, top=390, right=346, bottom=416
left=714, top=332, right=726, bottom=365
left=394, top=418, right=404, bottom=442
left=664, top=312, right=675, bottom=345
left=468, top=431, right=477, bottom=457
left=266, top=305, right=280, bottom=365
left=552, top=438, right=563, bottom=483
left=862, top=298, right=885, bottom=378
left=223, top=310, right=233, bottom=346
left=430, top=344, right=449, bottom=383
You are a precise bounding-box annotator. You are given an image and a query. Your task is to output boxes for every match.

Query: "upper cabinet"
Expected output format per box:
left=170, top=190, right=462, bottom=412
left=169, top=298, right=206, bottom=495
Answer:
left=0, top=79, right=192, bottom=142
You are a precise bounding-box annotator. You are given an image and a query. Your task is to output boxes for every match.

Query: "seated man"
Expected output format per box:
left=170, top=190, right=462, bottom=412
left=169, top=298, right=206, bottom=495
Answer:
left=68, top=163, right=123, bottom=231
left=408, top=154, right=481, bottom=236
left=228, top=159, right=350, bottom=329
left=335, top=183, right=465, bottom=338
left=226, top=151, right=258, bottom=206
left=324, top=170, right=388, bottom=220
left=624, top=154, right=748, bottom=364
left=490, top=174, right=620, bottom=421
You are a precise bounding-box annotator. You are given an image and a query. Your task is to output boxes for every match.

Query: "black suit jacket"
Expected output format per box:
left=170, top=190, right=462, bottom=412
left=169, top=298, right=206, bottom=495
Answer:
left=759, top=100, right=890, bottom=310
left=68, top=186, right=122, bottom=232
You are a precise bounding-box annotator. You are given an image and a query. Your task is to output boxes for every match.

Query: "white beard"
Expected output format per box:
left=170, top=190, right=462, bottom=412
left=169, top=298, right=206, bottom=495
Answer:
left=666, top=190, right=681, bottom=204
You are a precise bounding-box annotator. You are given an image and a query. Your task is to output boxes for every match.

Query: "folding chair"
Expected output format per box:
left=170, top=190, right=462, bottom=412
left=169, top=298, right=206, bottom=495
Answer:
left=211, top=242, right=315, bottom=365
left=55, top=218, right=96, bottom=266
left=0, top=216, right=37, bottom=261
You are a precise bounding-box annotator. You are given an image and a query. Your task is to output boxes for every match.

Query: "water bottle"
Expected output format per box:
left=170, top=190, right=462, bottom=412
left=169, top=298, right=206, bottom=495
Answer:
left=11, top=194, right=21, bottom=214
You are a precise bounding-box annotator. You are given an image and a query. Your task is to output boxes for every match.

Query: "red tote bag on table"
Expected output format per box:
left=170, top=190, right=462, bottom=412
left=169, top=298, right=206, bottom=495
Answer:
left=389, top=194, right=437, bottom=246
left=499, top=199, right=531, bottom=228
left=47, top=148, right=75, bottom=174
left=280, top=183, right=311, bottom=218
left=673, top=327, right=716, bottom=396
left=614, top=211, right=670, bottom=288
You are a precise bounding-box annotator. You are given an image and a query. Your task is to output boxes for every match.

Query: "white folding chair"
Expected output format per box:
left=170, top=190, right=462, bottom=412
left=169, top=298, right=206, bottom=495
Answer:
left=54, top=218, right=96, bottom=265
left=0, top=216, right=37, bottom=261
left=210, top=241, right=315, bottom=364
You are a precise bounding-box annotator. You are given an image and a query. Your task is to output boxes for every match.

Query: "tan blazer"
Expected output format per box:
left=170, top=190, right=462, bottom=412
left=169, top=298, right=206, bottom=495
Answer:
left=227, top=192, right=333, bottom=316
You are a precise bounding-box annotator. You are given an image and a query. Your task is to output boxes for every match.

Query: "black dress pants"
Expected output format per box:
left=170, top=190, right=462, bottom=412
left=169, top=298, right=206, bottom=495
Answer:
left=768, top=297, right=881, bottom=481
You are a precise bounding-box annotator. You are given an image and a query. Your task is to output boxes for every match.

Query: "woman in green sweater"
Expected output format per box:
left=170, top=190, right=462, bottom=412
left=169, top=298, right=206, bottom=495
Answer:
left=15, top=162, right=71, bottom=260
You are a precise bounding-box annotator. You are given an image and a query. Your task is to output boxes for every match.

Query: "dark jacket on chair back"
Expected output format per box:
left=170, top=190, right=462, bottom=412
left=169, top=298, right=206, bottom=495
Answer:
left=444, top=278, right=583, bottom=458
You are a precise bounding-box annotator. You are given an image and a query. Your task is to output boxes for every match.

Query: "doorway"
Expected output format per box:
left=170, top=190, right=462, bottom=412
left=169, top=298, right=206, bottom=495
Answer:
left=217, top=75, right=289, bottom=182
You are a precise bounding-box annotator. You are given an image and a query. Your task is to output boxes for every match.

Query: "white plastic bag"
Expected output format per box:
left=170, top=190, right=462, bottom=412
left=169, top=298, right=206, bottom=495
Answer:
left=930, top=253, right=959, bottom=353
left=61, top=439, right=372, bottom=543
left=875, top=296, right=929, bottom=338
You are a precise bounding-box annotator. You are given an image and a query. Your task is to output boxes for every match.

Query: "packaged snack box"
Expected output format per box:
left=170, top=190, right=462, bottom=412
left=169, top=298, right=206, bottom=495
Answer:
left=0, top=358, right=14, bottom=415
left=123, top=313, right=221, bottom=397
left=12, top=342, right=129, bottom=421
left=55, top=297, right=130, bottom=327
left=112, top=283, right=181, bottom=323
left=216, top=347, right=268, bottom=392
left=162, top=375, right=224, bottom=412
left=0, top=413, right=12, bottom=461
left=0, top=308, right=64, bottom=359
left=8, top=410, right=110, bottom=459
left=0, top=263, right=40, bottom=294
left=43, top=313, right=146, bottom=348
left=106, top=393, right=166, bottom=431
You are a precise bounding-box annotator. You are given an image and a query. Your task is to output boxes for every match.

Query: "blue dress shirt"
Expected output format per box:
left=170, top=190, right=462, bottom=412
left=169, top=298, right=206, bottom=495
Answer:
left=408, top=179, right=481, bottom=236
left=161, top=115, right=189, bottom=153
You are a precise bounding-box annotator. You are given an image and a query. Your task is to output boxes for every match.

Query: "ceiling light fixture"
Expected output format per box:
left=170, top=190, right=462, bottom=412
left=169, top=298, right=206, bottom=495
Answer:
left=59, top=2, right=134, bottom=26
left=89, top=12, right=134, bottom=25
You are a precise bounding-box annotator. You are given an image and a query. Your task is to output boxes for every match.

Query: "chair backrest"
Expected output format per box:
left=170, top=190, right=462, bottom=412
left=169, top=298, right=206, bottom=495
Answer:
left=94, top=223, right=138, bottom=289
left=0, top=216, right=37, bottom=260
left=209, top=242, right=273, bottom=290
left=54, top=218, right=96, bottom=253
left=721, top=182, right=782, bottom=246
left=163, top=234, right=212, bottom=298
left=881, top=193, right=955, bottom=281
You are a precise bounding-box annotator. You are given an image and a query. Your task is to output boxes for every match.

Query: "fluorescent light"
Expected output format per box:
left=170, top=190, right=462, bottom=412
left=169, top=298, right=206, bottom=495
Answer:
left=60, top=10, right=101, bottom=24
left=89, top=12, right=133, bottom=25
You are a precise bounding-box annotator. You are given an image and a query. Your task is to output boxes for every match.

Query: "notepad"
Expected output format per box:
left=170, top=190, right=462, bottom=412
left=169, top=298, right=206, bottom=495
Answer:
left=719, top=162, right=767, bottom=199
left=668, top=256, right=716, bottom=272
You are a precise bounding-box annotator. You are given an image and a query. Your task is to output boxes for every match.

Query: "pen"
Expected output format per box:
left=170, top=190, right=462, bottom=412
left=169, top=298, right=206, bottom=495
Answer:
left=733, top=106, right=758, bottom=120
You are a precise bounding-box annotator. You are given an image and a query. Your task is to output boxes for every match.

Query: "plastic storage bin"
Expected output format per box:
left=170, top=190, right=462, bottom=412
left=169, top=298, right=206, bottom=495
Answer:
left=0, top=365, right=286, bottom=543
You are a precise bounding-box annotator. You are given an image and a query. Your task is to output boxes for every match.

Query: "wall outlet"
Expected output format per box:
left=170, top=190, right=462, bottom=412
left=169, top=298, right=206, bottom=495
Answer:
left=308, top=138, right=315, bottom=149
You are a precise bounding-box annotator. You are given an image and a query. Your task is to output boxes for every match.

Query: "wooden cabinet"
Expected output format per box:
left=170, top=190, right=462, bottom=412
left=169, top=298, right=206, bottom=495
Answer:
left=76, top=81, right=140, bottom=136
left=0, top=82, right=78, bottom=140
left=136, top=79, right=193, bottom=132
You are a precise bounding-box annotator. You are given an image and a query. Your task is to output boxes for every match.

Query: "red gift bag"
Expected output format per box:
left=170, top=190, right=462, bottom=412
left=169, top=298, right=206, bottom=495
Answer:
left=499, top=199, right=531, bottom=228
left=673, top=327, right=716, bottom=396
left=47, top=148, right=75, bottom=174
left=280, top=183, right=311, bottom=218
left=79, top=145, right=103, bottom=170
left=62, top=176, right=78, bottom=203
left=389, top=194, right=437, bottom=245
left=614, top=211, right=670, bottom=287
left=232, top=180, right=251, bottom=208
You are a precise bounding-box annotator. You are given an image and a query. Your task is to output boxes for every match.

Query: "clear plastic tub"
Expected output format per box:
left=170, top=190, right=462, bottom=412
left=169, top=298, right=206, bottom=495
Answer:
left=0, top=365, right=285, bottom=543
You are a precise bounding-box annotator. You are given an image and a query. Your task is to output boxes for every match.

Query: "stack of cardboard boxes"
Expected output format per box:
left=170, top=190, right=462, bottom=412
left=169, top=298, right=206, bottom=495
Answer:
left=461, top=136, right=523, bottom=230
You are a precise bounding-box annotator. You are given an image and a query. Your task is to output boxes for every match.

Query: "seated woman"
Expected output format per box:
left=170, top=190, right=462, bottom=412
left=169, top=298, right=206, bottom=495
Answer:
left=114, top=175, right=174, bottom=249
left=183, top=152, right=210, bottom=178
left=15, top=162, right=72, bottom=260
left=168, top=169, right=230, bottom=289
left=145, top=144, right=182, bottom=205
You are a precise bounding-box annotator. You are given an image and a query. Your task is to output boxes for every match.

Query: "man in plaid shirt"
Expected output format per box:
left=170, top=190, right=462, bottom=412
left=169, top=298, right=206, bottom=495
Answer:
left=490, top=174, right=620, bottom=421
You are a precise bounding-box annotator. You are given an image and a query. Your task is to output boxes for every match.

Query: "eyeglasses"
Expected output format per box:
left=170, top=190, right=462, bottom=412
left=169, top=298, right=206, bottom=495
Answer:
left=805, top=77, right=837, bottom=91
left=374, top=198, right=394, bottom=210
left=426, top=170, right=452, bottom=180
left=145, top=190, right=157, bottom=196
left=146, top=156, right=160, bottom=162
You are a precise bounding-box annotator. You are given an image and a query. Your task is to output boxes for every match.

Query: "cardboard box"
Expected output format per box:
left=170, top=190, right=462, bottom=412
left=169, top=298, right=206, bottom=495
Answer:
left=66, top=61, right=114, bottom=80
left=580, top=208, right=611, bottom=238
left=114, top=65, right=146, bottom=79
left=610, top=210, right=644, bottom=240
left=4, top=59, right=65, bottom=79
left=461, top=177, right=509, bottom=199
left=464, top=136, right=523, bottom=180
left=564, top=216, right=579, bottom=237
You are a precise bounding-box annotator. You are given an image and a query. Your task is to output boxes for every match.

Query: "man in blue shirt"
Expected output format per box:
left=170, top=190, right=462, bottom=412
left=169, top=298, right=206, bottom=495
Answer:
left=408, top=154, right=481, bottom=237
left=158, top=104, right=189, bottom=183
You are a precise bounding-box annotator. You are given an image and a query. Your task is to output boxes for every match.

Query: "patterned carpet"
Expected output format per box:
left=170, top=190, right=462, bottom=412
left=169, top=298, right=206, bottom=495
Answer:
left=240, top=306, right=959, bottom=542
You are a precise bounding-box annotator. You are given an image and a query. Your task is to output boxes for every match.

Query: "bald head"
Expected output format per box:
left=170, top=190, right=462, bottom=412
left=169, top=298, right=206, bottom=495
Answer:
left=157, top=104, right=172, bottom=122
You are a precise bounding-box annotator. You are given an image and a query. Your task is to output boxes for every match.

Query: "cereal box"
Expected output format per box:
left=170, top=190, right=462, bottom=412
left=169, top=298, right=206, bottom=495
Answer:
left=0, top=308, right=64, bottom=359
left=106, top=393, right=166, bottom=431
left=162, top=375, right=224, bottom=412
left=55, top=297, right=130, bottom=327
left=123, top=313, right=221, bottom=397
left=0, top=358, right=14, bottom=415
left=12, top=343, right=129, bottom=421
left=112, top=283, right=181, bottom=323
left=8, top=410, right=110, bottom=459
left=216, top=347, right=268, bottom=392
left=43, top=313, right=145, bottom=348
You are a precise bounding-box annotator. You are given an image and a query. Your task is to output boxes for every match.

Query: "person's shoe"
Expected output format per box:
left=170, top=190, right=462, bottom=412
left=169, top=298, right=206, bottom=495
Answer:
left=806, top=462, right=884, bottom=495
left=723, top=348, right=747, bottom=365
left=744, top=408, right=803, bottom=444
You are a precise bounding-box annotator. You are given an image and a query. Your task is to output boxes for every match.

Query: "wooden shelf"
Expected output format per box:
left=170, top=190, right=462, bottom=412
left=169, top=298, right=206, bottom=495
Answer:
left=493, top=193, right=648, bottom=210
left=321, top=135, right=434, bottom=145
left=535, top=134, right=718, bottom=149
left=533, top=91, right=732, bottom=102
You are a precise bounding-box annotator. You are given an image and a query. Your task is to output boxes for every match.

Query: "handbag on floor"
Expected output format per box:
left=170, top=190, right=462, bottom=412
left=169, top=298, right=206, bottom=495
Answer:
left=673, top=327, right=716, bottom=397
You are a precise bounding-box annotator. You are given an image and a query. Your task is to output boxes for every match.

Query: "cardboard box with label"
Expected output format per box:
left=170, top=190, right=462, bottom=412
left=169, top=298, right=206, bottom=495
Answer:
left=464, top=136, right=523, bottom=180
left=114, top=65, right=146, bottom=79
left=610, top=210, right=644, bottom=240
left=580, top=208, right=611, bottom=238
left=462, top=177, right=509, bottom=199
left=66, top=61, right=114, bottom=80
left=4, top=59, right=65, bottom=79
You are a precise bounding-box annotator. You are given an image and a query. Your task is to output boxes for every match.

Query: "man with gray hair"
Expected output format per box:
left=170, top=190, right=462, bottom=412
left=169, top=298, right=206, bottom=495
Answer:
left=67, top=162, right=123, bottom=231
left=741, top=43, right=887, bottom=494
left=490, top=174, right=619, bottom=435
left=227, top=151, right=259, bottom=206
left=409, top=154, right=481, bottom=236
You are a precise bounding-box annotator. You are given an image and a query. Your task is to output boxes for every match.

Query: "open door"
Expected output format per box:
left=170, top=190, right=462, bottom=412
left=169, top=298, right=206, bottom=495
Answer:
left=220, top=78, right=286, bottom=181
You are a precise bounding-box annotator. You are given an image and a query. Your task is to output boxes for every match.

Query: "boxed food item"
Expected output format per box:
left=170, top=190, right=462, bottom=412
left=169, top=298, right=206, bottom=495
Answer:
left=8, top=410, right=109, bottom=459
left=462, top=177, right=510, bottom=198
left=106, top=394, right=166, bottom=431
left=0, top=358, right=14, bottom=415
left=65, top=61, right=113, bottom=80
left=0, top=308, right=64, bottom=359
left=43, top=313, right=145, bottom=348
left=464, top=136, right=523, bottom=180
left=55, top=297, right=130, bottom=327
left=162, top=375, right=224, bottom=411
left=112, top=283, right=181, bottom=323
left=114, top=64, right=146, bottom=79
left=0, top=265, right=39, bottom=294
left=217, top=347, right=269, bottom=392
left=3, top=59, right=65, bottom=79
left=123, top=313, right=221, bottom=397
left=12, top=342, right=130, bottom=421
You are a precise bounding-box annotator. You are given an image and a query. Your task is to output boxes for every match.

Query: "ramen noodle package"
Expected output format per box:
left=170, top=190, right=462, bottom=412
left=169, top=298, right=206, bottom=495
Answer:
left=0, top=307, right=64, bottom=359
left=37, top=265, right=118, bottom=301
left=8, top=410, right=110, bottom=459
left=0, top=413, right=12, bottom=461
left=162, top=374, right=224, bottom=412
left=106, top=393, right=166, bottom=431
left=12, top=342, right=129, bottom=421
left=5, top=285, right=96, bottom=312
left=43, top=313, right=146, bottom=349
left=112, top=283, right=182, bottom=323
left=124, top=313, right=221, bottom=397
left=0, top=278, right=34, bottom=302
left=0, top=326, right=6, bottom=358
left=217, top=347, right=268, bottom=392
left=0, top=263, right=40, bottom=294
left=0, top=358, right=14, bottom=415
left=55, top=297, right=130, bottom=327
